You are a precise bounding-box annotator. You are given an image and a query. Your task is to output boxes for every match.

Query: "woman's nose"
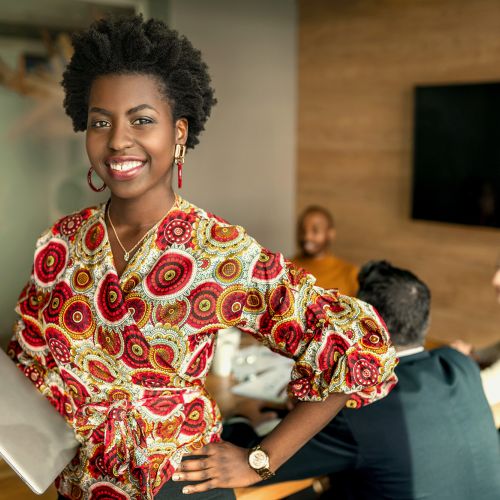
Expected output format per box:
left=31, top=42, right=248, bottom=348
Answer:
left=108, top=123, right=134, bottom=151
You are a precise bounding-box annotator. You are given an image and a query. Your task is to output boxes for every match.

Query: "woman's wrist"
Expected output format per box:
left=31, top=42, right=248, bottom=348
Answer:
left=247, top=445, right=275, bottom=480
left=258, top=393, right=350, bottom=473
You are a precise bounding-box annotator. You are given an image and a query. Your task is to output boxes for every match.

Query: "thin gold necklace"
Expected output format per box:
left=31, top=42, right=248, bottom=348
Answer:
left=106, top=201, right=173, bottom=262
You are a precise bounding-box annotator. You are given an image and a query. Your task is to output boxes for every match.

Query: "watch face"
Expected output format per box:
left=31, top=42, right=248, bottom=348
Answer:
left=249, top=449, right=269, bottom=469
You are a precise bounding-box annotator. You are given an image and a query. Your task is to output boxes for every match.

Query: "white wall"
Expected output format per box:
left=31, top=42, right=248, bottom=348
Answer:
left=161, top=0, right=297, bottom=255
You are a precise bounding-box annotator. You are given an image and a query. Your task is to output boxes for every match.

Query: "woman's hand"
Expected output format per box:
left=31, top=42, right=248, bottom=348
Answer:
left=173, top=441, right=261, bottom=494
left=173, top=393, right=349, bottom=494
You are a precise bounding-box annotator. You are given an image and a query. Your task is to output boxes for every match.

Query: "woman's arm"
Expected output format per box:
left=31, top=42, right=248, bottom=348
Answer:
left=173, top=392, right=349, bottom=493
left=7, top=231, right=69, bottom=418
left=258, top=392, right=350, bottom=472
left=177, top=236, right=397, bottom=493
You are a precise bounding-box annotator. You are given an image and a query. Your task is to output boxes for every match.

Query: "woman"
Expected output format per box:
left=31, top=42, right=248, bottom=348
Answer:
left=7, top=15, right=397, bottom=500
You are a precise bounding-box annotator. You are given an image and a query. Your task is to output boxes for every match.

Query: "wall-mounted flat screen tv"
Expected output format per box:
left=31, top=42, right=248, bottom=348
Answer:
left=412, top=82, right=500, bottom=228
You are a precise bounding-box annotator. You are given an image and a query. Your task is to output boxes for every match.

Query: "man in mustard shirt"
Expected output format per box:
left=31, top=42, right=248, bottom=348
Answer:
left=292, top=206, right=359, bottom=296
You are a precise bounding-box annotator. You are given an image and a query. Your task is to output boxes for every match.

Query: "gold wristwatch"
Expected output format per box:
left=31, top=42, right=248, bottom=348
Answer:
left=247, top=445, right=275, bottom=480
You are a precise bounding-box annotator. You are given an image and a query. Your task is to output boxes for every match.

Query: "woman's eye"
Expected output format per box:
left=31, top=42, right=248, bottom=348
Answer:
left=132, top=117, right=154, bottom=126
left=91, top=120, right=110, bottom=128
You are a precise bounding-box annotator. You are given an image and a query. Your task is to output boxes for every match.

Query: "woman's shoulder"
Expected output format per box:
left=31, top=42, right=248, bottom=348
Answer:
left=179, top=197, right=257, bottom=255
left=29, top=205, right=103, bottom=289
left=37, top=204, right=104, bottom=246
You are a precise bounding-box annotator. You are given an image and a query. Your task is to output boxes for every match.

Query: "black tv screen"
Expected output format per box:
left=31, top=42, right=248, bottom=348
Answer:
left=412, top=82, right=500, bottom=228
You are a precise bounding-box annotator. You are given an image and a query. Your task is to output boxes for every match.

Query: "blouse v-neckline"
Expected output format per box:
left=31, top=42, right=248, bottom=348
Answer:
left=99, top=194, right=181, bottom=284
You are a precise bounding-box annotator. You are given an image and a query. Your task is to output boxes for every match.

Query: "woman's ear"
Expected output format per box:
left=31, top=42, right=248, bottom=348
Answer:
left=175, top=118, right=189, bottom=145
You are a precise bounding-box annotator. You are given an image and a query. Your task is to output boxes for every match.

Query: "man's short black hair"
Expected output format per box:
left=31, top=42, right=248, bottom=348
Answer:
left=62, top=15, right=216, bottom=149
left=298, top=206, right=335, bottom=229
left=357, top=261, right=431, bottom=347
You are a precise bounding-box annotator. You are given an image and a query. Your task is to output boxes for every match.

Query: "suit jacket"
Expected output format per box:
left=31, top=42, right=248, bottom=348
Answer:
left=264, top=348, right=500, bottom=499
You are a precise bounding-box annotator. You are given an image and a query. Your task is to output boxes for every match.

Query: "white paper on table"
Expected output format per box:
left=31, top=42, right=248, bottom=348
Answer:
left=231, top=345, right=293, bottom=382
left=231, top=361, right=294, bottom=403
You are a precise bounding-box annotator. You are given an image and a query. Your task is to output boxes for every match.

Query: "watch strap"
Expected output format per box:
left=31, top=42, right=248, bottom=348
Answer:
left=255, top=467, right=275, bottom=480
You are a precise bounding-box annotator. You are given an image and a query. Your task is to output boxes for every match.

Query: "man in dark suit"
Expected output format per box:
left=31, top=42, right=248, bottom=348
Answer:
left=223, top=261, right=500, bottom=499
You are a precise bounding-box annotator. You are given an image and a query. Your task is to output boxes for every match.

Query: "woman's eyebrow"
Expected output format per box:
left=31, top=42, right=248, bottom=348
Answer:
left=88, top=106, right=112, bottom=116
left=88, top=104, right=158, bottom=115
left=127, top=104, right=158, bottom=114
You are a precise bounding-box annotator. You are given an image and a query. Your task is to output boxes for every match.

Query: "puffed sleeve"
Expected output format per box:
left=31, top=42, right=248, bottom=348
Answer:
left=6, top=229, right=71, bottom=419
left=235, top=239, right=398, bottom=408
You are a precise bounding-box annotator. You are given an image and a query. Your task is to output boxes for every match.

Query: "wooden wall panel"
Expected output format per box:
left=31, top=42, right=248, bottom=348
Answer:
left=298, top=0, right=500, bottom=346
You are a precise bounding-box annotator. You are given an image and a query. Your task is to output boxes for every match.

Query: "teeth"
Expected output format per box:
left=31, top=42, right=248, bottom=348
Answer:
left=109, top=161, right=144, bottom=172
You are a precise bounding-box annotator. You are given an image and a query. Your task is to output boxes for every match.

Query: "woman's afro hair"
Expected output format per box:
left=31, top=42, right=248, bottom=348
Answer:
left=61, top=15, right=216, bottom=149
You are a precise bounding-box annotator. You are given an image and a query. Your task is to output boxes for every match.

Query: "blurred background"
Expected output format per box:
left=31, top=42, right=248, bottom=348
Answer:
left=1, top=0, right=500, bottom=352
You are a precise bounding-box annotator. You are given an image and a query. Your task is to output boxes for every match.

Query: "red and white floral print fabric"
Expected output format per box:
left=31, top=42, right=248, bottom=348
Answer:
left=8, top=196, right=398, bottom=499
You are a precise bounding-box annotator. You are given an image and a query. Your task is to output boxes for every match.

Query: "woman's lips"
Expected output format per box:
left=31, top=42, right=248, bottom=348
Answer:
left=106, top=159, right=147, bottom=180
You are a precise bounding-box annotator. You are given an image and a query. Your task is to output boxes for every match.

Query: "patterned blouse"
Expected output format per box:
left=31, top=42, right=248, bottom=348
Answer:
left=7, top=196, right=397, bottom=500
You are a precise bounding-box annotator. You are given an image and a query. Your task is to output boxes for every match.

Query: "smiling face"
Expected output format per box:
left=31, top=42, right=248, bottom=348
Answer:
left=86, top=73, right=188, bottom=202
left=299, top=211, right=335, bottom=258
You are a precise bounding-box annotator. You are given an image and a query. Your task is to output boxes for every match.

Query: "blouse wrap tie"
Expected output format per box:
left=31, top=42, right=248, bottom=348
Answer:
left=75, top=398, right=150, bottom=477
left=73, top=386, right=215, bottom=489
